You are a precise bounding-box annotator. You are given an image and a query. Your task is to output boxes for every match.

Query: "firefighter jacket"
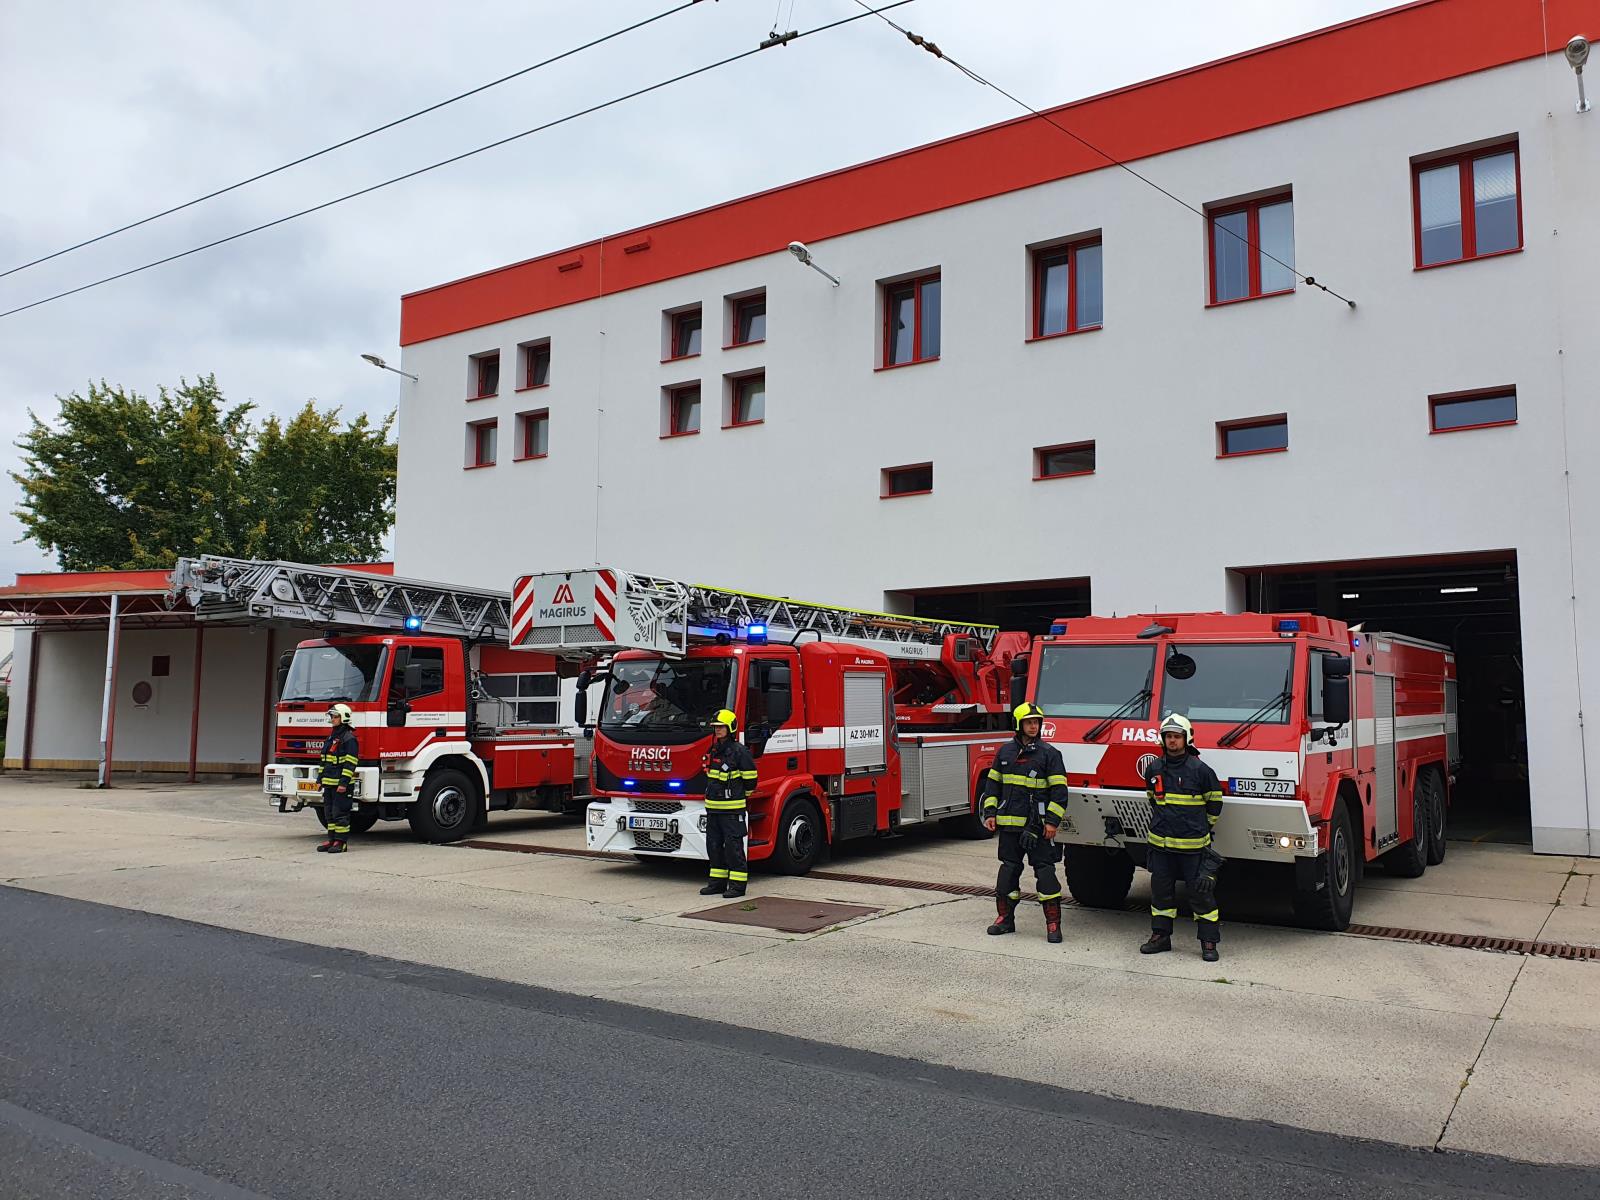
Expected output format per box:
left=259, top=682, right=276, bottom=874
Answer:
left=318, top=724, right=359, bottom=790
left=982, top=735, right=1069, bottom=829
left=1144, top=749, right=1223, bottom=852
left=705, top=735, right=758, bottom=811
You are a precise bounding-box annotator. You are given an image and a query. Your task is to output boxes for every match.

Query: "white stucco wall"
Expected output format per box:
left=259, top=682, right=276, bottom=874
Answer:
left=395, top=54, right=1598, bottom=854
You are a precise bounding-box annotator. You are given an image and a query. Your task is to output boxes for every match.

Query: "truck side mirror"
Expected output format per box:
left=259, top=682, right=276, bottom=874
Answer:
left=1008, top=653, right=1031, bottom=708
left=1321, top=655, right=1352, bottom=726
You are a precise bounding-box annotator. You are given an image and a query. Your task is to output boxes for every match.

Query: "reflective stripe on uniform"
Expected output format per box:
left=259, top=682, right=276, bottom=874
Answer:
left=1150, top=906, right=1178, bottom=918
left=728, top=871, right=749, bottom=883
left=1192, top=908, right=1220, bottom=923
left=708, top=868, right=729, bottom=879
left=1154, top=794, right=1208, bottom=805
left=998, top=773, right=1048, bottom=789
left=705, top=798, right=747, bottom=811
left=1046, top=774, right=1068, bottom=787
left=995, top=814, right=1028, bottom=827
left=986, top=768, right=1002, bottom=782
left=1036, top=890, right=1062, bottom=901
left=1046, top=802, right=1066, bottom=819
left=1147, top=832, right=1211, bottom=850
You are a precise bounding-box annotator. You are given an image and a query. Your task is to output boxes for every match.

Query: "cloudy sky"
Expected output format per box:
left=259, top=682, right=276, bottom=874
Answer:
left=0, top=0, right=1394, bottom=578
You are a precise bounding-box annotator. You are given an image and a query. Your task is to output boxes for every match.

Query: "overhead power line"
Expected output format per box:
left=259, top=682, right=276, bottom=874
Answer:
left=0, top=1, right=918, bottom=323
left=0, top=1, right=703, bottom=282
left=853, top=1, right=1357, bottom=309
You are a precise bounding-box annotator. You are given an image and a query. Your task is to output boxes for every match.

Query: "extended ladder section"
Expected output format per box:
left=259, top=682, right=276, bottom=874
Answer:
left=170, top=556, right=513, bottom=642
left=512, top=568, right=996, bottom=662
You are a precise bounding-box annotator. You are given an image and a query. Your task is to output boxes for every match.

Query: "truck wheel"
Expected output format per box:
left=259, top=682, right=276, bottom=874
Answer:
left=314, top=806, right=379, bottom=834
left=1061, top=845, right=1135, bottom=909
left=1422, top=769, right=1448, bottom=865
left=771, top=796, right=823, bottom=875
left=1382, top=778, right=1429, bottom=878
left=408, top=769, right=481, bottom=843
left=1292, top=801, right=1357, bottom=931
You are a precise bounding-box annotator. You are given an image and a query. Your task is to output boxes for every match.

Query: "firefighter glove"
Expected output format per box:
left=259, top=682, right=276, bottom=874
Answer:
left=1019, top=828, right=1039, bottom=851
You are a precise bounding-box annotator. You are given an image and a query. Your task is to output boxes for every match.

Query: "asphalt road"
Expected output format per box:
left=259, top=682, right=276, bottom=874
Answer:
left=1, top=886, right=1592, bottom=1200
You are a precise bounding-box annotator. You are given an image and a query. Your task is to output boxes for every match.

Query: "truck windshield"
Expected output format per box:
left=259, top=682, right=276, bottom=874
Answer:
left=1035, top=645, right=1156, bottom=718
left=601, top=658, right=736, bottom=732
left=1159, top=643, right=1296, bottom=724
left=280, top=644, right=388, bottom=704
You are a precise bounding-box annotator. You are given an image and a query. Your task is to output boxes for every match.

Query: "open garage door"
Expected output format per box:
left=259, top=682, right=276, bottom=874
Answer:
left=1236, top=551, right=1526, bottom=844
left=893, top=578, right=1091, bottom=636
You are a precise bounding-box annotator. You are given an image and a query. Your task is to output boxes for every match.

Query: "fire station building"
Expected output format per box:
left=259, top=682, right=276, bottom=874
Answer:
left=391, top=0, right=1599, bottom=857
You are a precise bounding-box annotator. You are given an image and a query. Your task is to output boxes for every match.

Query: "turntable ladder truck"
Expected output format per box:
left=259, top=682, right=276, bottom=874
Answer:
left=512, top=568, right=1031, bottom=874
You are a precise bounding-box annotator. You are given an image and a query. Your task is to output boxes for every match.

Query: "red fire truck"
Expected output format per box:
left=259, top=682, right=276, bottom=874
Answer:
left=171, top=557, right=592, bottom=841
left=1026, top=612, right=1459, bottom=930
left=512, top=569, right=1029, bottom=873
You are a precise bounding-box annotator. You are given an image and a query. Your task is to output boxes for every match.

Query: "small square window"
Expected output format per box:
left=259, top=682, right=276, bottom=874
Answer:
left=731, top=293, right=766, bottom=346
left=882, top=273, right=940, bottom=367
left=1430, top=388, right=1517, bottom=433
left=1032, top=239, right=1102, bottom=338
left=727, top=373, right=765, bottom=428
left=470, top=351, right=500, bottom=399
left=664, top=384, right=701, bottom=437
left=1413, top=142, right=1521, bottom=268
left=668, top=308, right=702, bottom=360
left=516, top=409, right=550, bottom=459
left=520, top=341, right=550, bottom=389
left=1218, top=416, right=1288, bottom=458
left=151, top=655, right=171, bottom=677
left=882, top=462, right=933, bottom=498
left=1035, top=441, right=1096, bottom=479
left=467, top=419, right=498, bottom=467
left=1207, top=193, right=1294, bottom=304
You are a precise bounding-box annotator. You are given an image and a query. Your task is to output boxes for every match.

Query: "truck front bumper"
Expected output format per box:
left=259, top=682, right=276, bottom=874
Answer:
left=1055, top=787, right=1318, bottom=863
left=586, top=799, right=712, bottom=862
left=262, top=763, right=380, bottom=813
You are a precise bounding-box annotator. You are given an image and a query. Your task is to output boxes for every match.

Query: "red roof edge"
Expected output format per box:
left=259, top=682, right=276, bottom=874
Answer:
left=399, top=0, right=1586, bottom=346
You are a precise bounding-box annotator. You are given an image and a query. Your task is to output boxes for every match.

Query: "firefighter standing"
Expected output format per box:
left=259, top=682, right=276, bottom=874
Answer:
left=700, top=708, right=757, bottom=898
left=317, top=703, right=360, bottom=854
left=1140, top=712, right=1224, bottom=961
left=982, top=702, right=1070, bottom=943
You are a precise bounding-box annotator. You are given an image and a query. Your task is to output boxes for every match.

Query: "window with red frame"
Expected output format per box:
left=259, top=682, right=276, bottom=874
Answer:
left=472, top=352, right=500, bottom=398
left=881, top=462, right=933, bottom=497
left=1430, top=388, right=1516, bottom=433
left=669, top=309, right=702, bottom=359
left=1218, top=416, right=1288, bottom=457
left=666, top=384, right=701, bottom=436
left=1208, top=194, right=1294, bottom=304
left=467, top=419, right=497, bottom=467
left=883, top=273, right=941, bottom=366
left=1033, top=240, right=1102, bottom=337
left=1414, top=144, right=1521, bottom=268
left=731, top=294, right=766, bottom=346
left=1034, top=441, right=1096, bottom=479
left=516, top=410, right=549, bottom=458
left=728, top=373, right=765, bottom=427
left=521, top=341, right=550, bottom=388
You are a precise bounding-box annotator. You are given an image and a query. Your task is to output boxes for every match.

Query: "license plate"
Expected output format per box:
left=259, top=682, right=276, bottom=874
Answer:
left=297, top=780, right=321, bottom=792
left=1231, top=777, right=1294, bottom=797
left=627, top=815, right=672, bottom=832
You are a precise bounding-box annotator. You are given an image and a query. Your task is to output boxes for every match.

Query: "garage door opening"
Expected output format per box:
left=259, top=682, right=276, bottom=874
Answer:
left=1236, top=551, right=1527, bottom=845
left=892, top=578, right=1091, bottom=636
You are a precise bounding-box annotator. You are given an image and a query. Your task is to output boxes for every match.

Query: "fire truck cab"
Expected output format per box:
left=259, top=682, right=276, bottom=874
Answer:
left=1028, top=612, right=1458, bottom=930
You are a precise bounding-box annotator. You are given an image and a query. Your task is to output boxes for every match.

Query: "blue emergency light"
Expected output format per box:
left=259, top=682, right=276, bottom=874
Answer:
left=404, top=615, right=424, bottom=631
left=1049, top=623, right=1068, bottom=635
left=746, top=623, right=768, bottom=645
left=622, top=779, right=639, bottom=789
left=1275, top=619, right=1300, bottom=633
left=667, top=780, right=683, bottom=791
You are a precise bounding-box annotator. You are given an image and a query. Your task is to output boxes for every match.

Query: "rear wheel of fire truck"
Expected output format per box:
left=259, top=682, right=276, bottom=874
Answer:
left=1382, top=776, right=1429, bottom=879
left=1292, top=800, right=1356, bottom=931
left=409, top=768, right=481, bottom=843
left=314, top=806, right=379, bottom=835
left=1422, top=768, right=1448, bottom=865
left=1061, top=845, right=1134, bottom=909
left=771, top=796, right=823, bottom=875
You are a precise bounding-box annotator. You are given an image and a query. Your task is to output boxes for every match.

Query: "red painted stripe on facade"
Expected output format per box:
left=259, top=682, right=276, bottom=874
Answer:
left=398, top=0, right=1588, bottom=346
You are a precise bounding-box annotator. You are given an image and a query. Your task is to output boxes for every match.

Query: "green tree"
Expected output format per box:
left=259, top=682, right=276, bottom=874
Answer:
left=12, top=376, right=395, bottom=570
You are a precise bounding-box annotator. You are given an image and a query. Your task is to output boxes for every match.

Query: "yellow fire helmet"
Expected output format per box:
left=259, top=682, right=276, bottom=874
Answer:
left=326, top=703, right=354, bottom=725
left=1159, top=712, right=1194, bottom=745
left=1012, top=702, right=1046, bottom=726
left=711, top=708, right=738, bottom=732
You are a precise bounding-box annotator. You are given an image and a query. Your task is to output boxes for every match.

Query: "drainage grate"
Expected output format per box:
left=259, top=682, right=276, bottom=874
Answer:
left=451, top=840, right=1599, bottom=963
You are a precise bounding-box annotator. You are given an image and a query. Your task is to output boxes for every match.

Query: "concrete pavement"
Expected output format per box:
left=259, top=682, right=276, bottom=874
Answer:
left=2, top=774, right=1597, bottom=1166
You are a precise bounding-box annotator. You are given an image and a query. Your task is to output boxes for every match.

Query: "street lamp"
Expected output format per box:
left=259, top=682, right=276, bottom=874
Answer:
left=361, top=353, right=418, bottom=381
left=787, top=241, right=840, bottom=287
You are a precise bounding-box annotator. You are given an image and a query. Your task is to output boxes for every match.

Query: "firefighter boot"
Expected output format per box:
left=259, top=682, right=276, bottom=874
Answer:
left=699, top=878, right=727, bottom=896
left=1043, top=899, right=1063, bottom=944
left=1201, top=941, right=1220, bottom=963
left=723, top=881, right=747, bottom=899
left=986, top=895, right=1018, bottom=936
left=316, top=838, right=339, bottom=853
left=324, top=839, right=348, bottom=855
left=1140, top=931, right=1172, bottom=954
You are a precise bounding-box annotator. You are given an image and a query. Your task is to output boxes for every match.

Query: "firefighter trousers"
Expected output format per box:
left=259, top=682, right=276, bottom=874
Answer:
left=322, top=785, right=353, bottom=838
left=1149, top=848, right=1221, bottom=941
left=706, top=810, right=749, bottom=885
left=995, top=830, right=1062, bottom=905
